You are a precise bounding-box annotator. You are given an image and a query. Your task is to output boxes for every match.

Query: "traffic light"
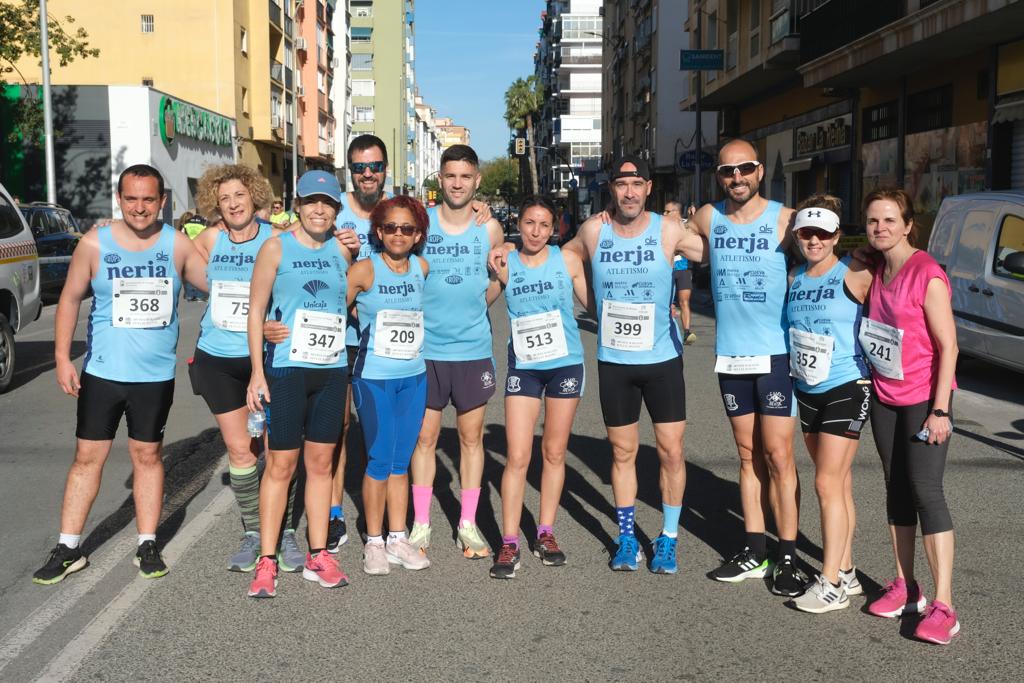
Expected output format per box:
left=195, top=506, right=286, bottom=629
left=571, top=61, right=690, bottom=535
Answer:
left=514, top=137, right=526, bottom=156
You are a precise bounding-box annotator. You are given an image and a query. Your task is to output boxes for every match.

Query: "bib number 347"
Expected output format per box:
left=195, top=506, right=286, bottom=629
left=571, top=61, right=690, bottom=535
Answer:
left=290, top=310, right=345, bottom=364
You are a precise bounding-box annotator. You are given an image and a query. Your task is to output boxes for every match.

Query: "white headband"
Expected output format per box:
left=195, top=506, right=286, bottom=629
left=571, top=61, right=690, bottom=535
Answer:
left=793, top=207, right=840, bottom=233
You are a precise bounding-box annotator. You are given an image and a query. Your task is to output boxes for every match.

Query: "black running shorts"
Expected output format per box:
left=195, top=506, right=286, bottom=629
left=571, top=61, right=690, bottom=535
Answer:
left=796, top=378, right=873, bottom=439
left=76, top=372, right=175, bottom=442
left=425, top=358, right=497, bottom=412
left=189, top=349, right=251, bottom=415
left=597, top=356, right=686, bottom=427
left=264, top=366, right=349, bottom=451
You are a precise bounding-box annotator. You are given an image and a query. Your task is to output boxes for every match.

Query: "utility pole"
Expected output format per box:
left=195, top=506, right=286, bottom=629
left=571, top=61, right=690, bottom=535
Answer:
left=694, top=5, right=702, bottom=207
left=39, top=0, right=57, bottom=204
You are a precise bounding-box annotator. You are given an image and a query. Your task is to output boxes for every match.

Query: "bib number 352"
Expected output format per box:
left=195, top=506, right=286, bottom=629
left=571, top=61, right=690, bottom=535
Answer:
left=788, top=327, right=833, bottom=386
left=113, top=278, right=173, bottom=328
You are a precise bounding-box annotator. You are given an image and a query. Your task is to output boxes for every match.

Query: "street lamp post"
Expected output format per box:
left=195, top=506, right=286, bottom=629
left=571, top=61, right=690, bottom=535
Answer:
left=39, top=0, right=56, bottom=204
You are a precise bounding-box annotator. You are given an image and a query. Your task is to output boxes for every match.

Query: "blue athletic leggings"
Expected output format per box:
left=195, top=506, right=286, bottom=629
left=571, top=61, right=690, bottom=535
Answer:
left=353, top=373, right=427, bottom=481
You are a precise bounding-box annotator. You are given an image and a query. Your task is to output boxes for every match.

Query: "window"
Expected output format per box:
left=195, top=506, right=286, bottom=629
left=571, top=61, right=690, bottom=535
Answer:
left=863, top=101, right=897, bottom=143
left=907, top=85, right=952, bottom=134
left=994, top=214, right=1024, bottom=280
left=351, top=27, right=372, bottom=42
left=355, top=106, right=375, bottom=122
left=352, top=0, right=373, bottom=17
left=142, top=77, right=154, bottom=86
left=240, top=27, right=248, bottom=55
left=317, top=70, right=326, bottom=93
left=352, top=79, right=375, bottom=96
left=141, top=14, right=154, bottom=33
left=241, top=86, right=249, bottom=115
left=0, top=193, right=23, bottom=239
left=750, top=0, right=761, bottom=57
left=352, top=53, right=373, bottom=70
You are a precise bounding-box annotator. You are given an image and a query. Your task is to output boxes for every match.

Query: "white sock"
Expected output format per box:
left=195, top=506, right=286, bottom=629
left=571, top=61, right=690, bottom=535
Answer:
left=662, top=529, right=679, bottom=539
left=138, top=533, right=156, bottom=546
left=387, top=530, right=406, bottom=544
left=367, top=535, right=384, bottom=546
left=58, top=533, right=81, bottom=549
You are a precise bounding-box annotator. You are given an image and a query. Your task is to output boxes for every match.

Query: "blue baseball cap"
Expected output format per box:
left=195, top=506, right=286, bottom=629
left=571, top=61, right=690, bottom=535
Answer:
left=296, top=170, right=342, bottom=202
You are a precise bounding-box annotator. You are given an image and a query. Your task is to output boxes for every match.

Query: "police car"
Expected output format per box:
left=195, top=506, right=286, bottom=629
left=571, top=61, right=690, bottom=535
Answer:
left=0, top=183, right=42, bottom=392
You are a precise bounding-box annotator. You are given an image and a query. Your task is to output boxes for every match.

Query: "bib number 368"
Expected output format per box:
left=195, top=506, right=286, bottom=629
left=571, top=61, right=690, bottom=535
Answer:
left=113, top=278, right=173, bottom=328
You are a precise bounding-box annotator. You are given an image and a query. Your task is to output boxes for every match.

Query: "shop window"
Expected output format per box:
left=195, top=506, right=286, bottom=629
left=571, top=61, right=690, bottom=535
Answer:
left=907, top=85, right=952, bottom=134
left=141, top=14, right=154, bottom=33
left=863, top=101, right=897, bottom=143
left=994, top=214, right=1024, bottom=280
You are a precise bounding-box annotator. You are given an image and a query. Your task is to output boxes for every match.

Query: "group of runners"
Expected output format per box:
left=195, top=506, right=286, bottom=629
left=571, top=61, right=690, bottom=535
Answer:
left=30, top=133, right=960, bottom=645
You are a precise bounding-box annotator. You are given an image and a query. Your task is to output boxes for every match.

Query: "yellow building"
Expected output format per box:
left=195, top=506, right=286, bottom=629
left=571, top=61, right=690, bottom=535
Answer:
left=12, top=0, right=300, bottom=197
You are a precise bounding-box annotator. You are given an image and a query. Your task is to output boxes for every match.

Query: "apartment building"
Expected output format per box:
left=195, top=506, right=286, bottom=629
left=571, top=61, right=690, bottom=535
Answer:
left=331, top=0, right=353, bottom=182
left=435, top=118, right=471, bottom=148
left=413, top=95, right=442, bottom=198
left=294, top=0, right=341, bottom=172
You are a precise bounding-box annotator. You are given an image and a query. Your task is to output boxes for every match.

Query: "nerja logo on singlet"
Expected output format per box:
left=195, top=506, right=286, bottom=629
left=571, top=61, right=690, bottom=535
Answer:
left=596, top=235, right=659, bottom=272
left=104, top=251, right=170, bottom=279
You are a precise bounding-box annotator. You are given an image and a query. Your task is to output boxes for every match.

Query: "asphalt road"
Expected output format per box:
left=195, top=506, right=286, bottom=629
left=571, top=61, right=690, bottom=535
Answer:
left=0, top=291, right=1021, bottom=681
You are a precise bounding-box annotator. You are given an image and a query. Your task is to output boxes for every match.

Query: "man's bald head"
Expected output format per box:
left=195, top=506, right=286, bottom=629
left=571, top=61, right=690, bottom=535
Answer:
left=716, top=139, right=763, bottom=207
left=718, top=139, right=758, bottom=164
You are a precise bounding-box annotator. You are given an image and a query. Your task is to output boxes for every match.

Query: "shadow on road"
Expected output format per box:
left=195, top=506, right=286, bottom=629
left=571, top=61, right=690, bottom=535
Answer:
left=9, top=340, right=86, bottom=393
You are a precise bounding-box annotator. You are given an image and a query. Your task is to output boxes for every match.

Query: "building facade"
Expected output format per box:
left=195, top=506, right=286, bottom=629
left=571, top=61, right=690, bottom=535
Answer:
left=413, top=94, right=442, bottom=198
left=434, top=117, right=471, bottom=149
left=295, top=0, right=340, bottom=173
left=331, top=0, right=353, bottom=185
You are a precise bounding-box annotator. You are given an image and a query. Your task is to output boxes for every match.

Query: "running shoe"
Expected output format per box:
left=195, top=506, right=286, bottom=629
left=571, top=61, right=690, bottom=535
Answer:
left=386, top=538, right=430, bottom=570
left=303, top=550, right=349, bottom=588
left=277, top=529, right=305, bottom=572
left=327, top=517, right=348, bottom=553
left=248, top=556, right=278, bottom=598
left=771, top=555, right=808, bottom=596
left=457, top=520, right=490, bottom=559
left=409, top=522, right=432, bottom=553
left=914, top=600, right=960, bottom=645
left=867, top=577, right=927, bottom=618
left=708, top=547, right=769, bottom=583
left=133, top=540, right=169, bottom=579
left=489, top=543, right=521, bottom=580
left=362, top=541, right=390, bottom=575
left=533, top=532, right=567, bottom=566
left=610, top=534, right=642, bottom=571
left=649, top=534, right=678, bottom=574
left=839, top=567, right=863, bottom=596
left=228, top=532, right=260, bottom=572
left=793, top=574, right=850, bottom=613
left=32, top=543, right=88, bottom=585
left=684, top=330, right=697, bottom=345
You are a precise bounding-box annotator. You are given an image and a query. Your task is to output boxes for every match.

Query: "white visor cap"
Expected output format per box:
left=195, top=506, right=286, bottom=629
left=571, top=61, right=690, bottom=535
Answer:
left=793, top=207, right=841, bottom=233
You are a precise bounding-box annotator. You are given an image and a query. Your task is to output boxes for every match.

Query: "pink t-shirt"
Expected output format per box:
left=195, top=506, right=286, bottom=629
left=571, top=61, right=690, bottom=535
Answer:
left=867, top=250, right=957, bottom=406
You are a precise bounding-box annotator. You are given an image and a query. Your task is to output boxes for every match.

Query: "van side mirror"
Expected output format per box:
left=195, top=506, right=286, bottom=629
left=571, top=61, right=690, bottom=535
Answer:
left=1002, top=251, right=1024, bottom=276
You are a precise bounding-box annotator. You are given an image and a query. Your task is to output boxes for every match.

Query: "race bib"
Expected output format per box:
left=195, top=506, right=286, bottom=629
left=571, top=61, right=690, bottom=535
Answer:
left=858, top=318, right=904, bottom=380
left=210, top=280, right=251, bottom=332
left=289, top=309, right=345, bottom=364
left=600, top=301, right=654, bottom=351
left=788, top=328, right=833, bottom=386
left=112, top=277, right=173, bottom=328
left=714, top=355, right=771, bottom=375
left=511, top=310, right=569, bottom=364
left=374, top=309, right=424, bottom=360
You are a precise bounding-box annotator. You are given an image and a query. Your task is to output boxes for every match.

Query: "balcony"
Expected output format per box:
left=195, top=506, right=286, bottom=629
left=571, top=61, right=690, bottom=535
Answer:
left=318, top=138, right=334, bottom=157
left=799, top=0, right=902, bottom=64
left=269, top=0, right=282, bottom=27
left=765, top=2, right=800, bottom=66
left=270, top=60, right=284, bottom=84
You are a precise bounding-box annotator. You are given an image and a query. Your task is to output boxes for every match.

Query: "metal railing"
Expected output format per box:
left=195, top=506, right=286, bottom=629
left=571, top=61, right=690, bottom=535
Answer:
left=800, top=0, right=904, bottom=62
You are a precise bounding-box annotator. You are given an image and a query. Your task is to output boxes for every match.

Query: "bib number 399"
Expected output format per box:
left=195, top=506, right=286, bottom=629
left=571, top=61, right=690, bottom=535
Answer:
left=290, top=309, right=345, bottom=364
left=113, top=278, right=173, bottom=328
left=600, top=301, right=654, bottom=351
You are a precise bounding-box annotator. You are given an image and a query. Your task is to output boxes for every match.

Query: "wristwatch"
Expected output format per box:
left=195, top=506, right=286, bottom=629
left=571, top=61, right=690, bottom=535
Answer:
left=931, top=408, right=950, bottom=418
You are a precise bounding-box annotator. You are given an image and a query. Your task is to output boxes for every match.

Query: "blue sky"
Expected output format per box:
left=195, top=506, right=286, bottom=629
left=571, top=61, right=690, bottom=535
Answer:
left=415, top=0, right=544, bottom=161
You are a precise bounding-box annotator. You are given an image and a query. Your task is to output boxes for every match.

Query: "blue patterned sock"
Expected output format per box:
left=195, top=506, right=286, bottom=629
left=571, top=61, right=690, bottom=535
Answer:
left=616, top=506, right=636, bottom=536
left=662, top=503, right=682, bottom=539
left=330, top=505, right=343, bottom=520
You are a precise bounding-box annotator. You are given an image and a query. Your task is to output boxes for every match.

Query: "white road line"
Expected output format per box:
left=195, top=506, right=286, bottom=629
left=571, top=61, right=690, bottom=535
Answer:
left=32, top=476, right=235, bottom=683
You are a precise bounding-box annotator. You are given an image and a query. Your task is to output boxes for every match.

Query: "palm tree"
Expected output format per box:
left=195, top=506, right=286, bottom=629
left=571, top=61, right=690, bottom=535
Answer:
left=504, top=76, right=542, bottom=196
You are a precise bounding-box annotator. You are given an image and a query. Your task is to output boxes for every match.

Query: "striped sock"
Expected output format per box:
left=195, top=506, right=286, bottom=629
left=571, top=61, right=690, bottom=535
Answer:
left=229, top=464, right=260, bottom=533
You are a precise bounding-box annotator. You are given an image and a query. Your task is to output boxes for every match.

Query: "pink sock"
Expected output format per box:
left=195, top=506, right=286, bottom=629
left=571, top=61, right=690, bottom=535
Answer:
left=412, top=485, right=433, bottom=525
left=460, top=488, right=481, bottom=525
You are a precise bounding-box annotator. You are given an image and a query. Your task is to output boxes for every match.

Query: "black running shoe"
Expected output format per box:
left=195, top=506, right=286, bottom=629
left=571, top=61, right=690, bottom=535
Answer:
left=133, top=540, right=169, bottom=579
left=771, top=555, right=808, bottom=596
left=708, top=547, right=769, bottom=583
left=533, top=532, right=567, bottom=566
left=489, top=543, right=521, bottom=579
left=327, top=517, right=348, bottom=553
left=32, top=543, right=88, bottom=585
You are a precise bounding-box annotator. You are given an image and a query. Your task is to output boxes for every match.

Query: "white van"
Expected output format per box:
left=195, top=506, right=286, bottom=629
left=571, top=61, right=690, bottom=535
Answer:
left=927, top=191, right=1024, bottom=374
left=0, top=182, right=43, bottom=392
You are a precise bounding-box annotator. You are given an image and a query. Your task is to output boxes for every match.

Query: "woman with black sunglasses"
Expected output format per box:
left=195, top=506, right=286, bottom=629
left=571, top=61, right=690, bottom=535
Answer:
left=346, top=195, right=433, bottom=576
left=785, top=194, right=874, bottom=614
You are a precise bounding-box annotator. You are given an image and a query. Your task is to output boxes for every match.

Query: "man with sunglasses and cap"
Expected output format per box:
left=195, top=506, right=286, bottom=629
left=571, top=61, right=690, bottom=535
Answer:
left=686, top=139, right=805, bottom=596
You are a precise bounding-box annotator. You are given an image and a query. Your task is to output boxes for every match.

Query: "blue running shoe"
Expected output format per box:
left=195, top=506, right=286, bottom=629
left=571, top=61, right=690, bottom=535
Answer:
left=610, top=534, right=642, bottom=571
left=650, top=534, right=678, bottom=574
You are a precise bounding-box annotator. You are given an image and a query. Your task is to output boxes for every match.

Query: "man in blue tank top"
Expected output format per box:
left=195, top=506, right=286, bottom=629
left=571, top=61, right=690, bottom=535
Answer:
left=408, top=144, right=505, bottom=559
left=562, top=156, right=706, bottom=573
left=32, top=165, right=208, bottom=586
left=687, top=139, right=806, bottom=595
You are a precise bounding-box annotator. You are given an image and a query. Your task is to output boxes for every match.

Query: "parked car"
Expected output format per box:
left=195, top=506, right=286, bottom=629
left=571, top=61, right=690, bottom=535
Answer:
left=19, top=202, right=82, bottom=302
left=0, top=184, right=43, bottom=392
left=927, top=190, right=1024, bottom=374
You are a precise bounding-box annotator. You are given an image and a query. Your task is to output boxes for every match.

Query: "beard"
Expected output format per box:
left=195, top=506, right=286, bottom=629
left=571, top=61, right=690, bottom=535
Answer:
left=354, top=184, right=383, bottom=207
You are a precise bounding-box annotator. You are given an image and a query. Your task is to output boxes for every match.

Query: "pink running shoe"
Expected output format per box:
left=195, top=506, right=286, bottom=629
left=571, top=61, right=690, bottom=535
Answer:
left=867, top=577, right=928, bottom=618
left=302, top=550, right=349, bottom=588
left=915, top=600, right=960, bottom=645
left=247, top=556, right=278, bottom=598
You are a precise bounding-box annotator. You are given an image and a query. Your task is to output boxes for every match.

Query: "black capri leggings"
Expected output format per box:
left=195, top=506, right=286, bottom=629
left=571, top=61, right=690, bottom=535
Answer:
left=869, top=397, right=953, bottom=535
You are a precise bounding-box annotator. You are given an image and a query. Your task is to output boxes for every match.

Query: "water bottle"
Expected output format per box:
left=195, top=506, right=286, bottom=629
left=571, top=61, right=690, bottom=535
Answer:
left=914, top=427, right=930, bottom=442
left=247, top=393, right=266, bottom=437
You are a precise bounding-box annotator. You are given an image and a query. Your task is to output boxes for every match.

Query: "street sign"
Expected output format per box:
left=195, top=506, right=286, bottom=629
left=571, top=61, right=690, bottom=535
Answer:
left=678, top=150, right=716, bottom=171
left=680, top=49, right=724, bottom=71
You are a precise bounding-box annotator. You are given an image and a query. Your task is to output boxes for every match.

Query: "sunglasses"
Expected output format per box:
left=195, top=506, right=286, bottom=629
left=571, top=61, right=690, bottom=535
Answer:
left=352, top=161, right=386, bottom=174
left=796, top=227, right=837, bottom=241
left=716, top=161, right=761, bottom=177
left=380, top=223, right=420, bottom=236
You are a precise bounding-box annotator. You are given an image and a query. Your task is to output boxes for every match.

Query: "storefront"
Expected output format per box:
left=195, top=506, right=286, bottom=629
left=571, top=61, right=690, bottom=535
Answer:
left=993, top=39, right=1024, bottom=191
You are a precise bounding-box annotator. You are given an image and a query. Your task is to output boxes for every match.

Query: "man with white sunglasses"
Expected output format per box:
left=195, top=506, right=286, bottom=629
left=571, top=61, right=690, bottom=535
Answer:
left=686, top=139, right=806, bottom=598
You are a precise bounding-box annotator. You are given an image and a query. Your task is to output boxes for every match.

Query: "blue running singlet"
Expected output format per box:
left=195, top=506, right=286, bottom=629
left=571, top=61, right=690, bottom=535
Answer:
left=505, top=247, right=583, bottom=371
left=335, top=198, right=377, bottom=346
left=197, top=224, right=273, bottom=358
left=709, top=200, right=789, bottom=357
left=265, top=232, right=348, bottom=370
left=786, top=256, right=869, bottom=393
left=590, top=214, right=681, bottom=364
left=83, top=225, right=181, bottom=382
left=421, top=207, right=492, bottom=361
left=353, top=253, right=426, bottom=380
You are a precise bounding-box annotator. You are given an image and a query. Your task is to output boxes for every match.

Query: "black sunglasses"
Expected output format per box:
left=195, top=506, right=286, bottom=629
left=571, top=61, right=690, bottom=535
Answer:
left=380, top=223, right=419, bottom=236
left=716, top=161, right=761, bottom=177
left=796, top=227, right=836, bottom=241
left=352, top=161, right=386, bottom=174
